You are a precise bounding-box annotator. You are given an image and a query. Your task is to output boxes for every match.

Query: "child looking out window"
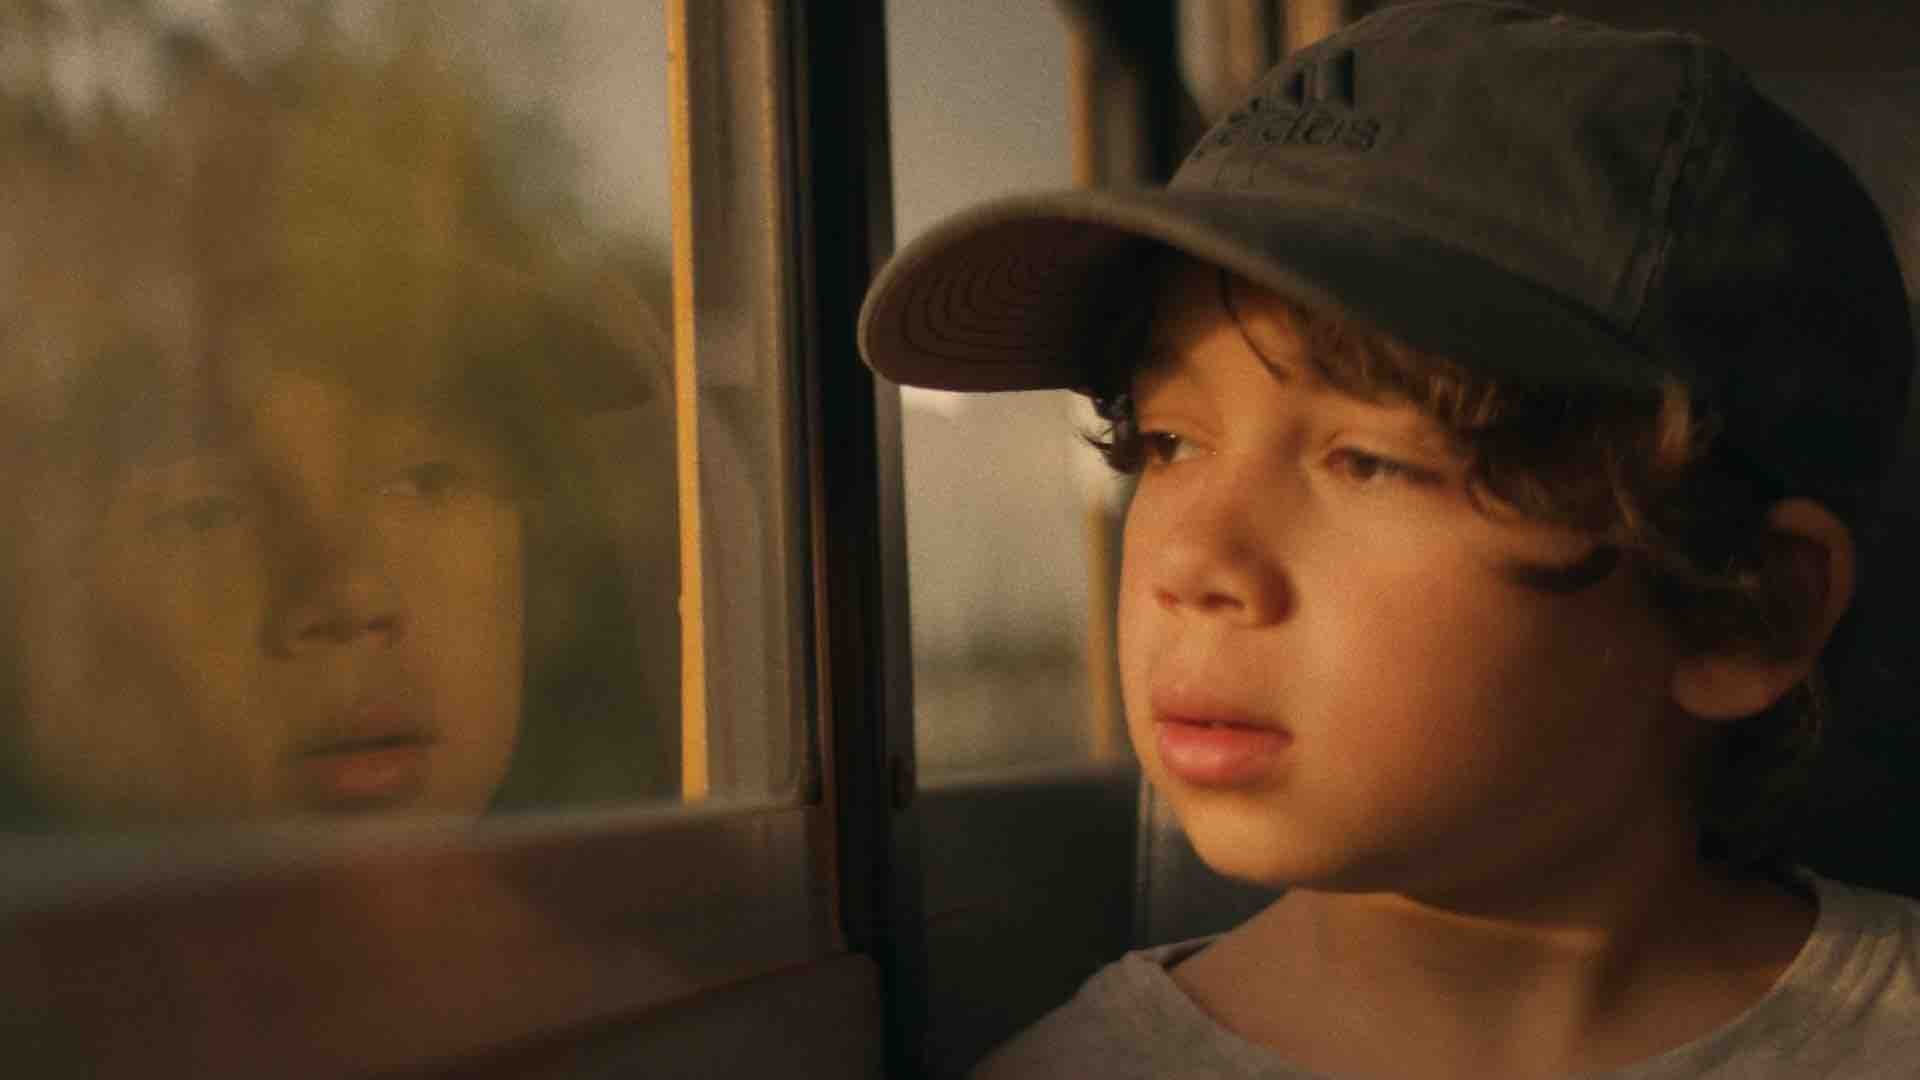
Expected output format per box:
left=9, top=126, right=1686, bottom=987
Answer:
left=862, top=3, right=1919, bottom=1076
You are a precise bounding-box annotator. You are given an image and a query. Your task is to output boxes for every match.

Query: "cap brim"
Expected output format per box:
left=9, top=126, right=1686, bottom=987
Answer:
left=859, top=187, right=1661, bottom=395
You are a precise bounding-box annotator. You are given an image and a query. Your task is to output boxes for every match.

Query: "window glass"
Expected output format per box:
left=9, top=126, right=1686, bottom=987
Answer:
left=0, top=0, right=798, bottom=836
left=885, top=0, right=1128, bottom=778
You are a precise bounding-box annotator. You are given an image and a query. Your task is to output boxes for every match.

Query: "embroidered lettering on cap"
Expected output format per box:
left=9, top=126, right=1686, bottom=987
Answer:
left=1192, top=106, right=1378, bottom=159
left=1190, top=49, right=1377, bottom=160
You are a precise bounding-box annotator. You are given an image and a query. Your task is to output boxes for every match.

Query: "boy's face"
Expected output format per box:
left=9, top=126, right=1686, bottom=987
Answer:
left=1117, top=263, right=1703, bottom=899
left=13, top=366, right=525, bottom=826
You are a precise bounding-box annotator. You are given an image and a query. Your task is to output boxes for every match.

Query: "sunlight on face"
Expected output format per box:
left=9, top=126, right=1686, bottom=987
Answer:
left=12, top=368, right=524, bottom=826
left=1116, top=262, right=1697, bottom=900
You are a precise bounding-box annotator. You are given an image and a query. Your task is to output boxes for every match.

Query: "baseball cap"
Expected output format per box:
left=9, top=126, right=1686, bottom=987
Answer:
left=858, top=1, right=1912, bottom=523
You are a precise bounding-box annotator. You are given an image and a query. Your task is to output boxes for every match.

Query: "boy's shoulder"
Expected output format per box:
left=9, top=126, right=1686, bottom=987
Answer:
left=1606, top=872, right=1920, bottom=1077
left=970, top=936, right=1315, bottom=1080
left=971, top=875, right=1920, bottom=1079
left=1728, top=873, right=1920, bottom=1072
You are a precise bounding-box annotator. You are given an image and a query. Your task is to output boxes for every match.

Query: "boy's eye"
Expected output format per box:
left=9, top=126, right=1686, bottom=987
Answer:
left=1328, top=447, right=1430, bottom=486
left=1139, top=431, right=1200, bottom=467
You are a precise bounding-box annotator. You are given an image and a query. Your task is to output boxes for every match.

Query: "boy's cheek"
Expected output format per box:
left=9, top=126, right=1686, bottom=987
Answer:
left=1112, top=571, right=1163, bottom=732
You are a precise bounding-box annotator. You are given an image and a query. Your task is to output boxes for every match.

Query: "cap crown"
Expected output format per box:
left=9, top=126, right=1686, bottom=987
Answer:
left=1172, top=0, right=1910, bottom=520
left=1177, top=4, right=1697, bottom=338
left=857, top=2, right=1912, bottom=522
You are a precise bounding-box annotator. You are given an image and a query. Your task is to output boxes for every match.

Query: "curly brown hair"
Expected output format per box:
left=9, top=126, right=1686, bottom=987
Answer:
left=1089, top=262, right=1851, bottom=872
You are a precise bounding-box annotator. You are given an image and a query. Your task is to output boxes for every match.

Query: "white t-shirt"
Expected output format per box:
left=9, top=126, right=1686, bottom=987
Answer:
left=977, top=874, right=1920, bottom=1078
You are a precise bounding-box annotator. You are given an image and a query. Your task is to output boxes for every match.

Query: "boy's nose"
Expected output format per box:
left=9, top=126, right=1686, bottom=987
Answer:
left=1143, top=479, right=1291, bottom=627
left=267, top=527, right=404, bottom=656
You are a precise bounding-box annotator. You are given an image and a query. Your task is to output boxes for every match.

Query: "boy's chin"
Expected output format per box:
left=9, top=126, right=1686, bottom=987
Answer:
left=1170, top=797, right=1433, bottom=897
left=1169, top=797, right=1323, bottom=891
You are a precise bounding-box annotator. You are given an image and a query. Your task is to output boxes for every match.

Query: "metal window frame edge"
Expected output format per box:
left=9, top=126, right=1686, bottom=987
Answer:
left=787, top=0, right=933, bottom=1075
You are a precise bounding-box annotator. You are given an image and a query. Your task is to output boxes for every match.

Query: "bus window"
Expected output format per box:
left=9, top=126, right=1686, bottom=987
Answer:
left=883, top=4, right=1153, bottom=1073
left=0, top=0, right=805, bottom=833
left=888, top=0, right=1128, bottom=781
left=1, top=3, right=850, bottom=1074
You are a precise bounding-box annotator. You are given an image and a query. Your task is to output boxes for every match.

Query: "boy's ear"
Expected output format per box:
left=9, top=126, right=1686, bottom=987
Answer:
left=1671, top=498, right=1856, bottom=721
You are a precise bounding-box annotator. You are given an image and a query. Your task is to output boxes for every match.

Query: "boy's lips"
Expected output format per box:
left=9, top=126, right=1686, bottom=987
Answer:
left=1149, top=686, right=1291, bottom=787
left=1154, top=716, right=1292, bottom=787
left=296, top=734, right=436, bottom=812
left=1148, top=682, right=1287, bottom=732
left=294, top=701, right=436, bottom=812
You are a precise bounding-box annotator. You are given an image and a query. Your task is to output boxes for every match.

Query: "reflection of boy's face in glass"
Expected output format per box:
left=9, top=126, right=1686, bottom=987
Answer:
left=13, top=365, right=525, bottom=826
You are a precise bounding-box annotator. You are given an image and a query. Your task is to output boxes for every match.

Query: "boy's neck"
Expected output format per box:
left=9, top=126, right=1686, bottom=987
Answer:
left=1174, top=830, right=1815, bottom=1079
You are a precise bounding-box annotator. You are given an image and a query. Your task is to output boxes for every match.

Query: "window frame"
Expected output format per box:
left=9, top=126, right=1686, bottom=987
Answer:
left=796, top=0, right=929, bottom=1070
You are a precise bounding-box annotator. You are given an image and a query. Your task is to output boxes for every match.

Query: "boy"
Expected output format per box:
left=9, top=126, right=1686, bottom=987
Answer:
left=860, top=2, right=1920, bottom=1077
